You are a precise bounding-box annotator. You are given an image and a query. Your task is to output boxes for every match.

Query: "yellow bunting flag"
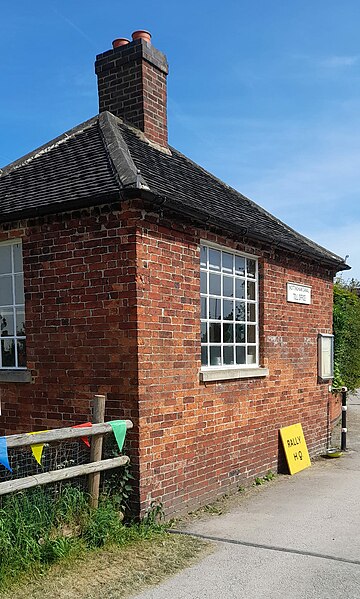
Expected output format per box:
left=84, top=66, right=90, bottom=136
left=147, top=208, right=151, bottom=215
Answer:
left=27, top=431, right=49, bottom=466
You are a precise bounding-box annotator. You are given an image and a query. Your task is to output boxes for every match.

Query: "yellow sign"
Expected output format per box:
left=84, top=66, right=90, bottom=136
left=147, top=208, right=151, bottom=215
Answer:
left=280, top=423, right=311, bottom=474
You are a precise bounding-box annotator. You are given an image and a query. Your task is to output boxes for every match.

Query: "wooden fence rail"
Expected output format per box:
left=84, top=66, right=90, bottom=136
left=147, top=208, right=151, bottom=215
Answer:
left=0, top=456, right=129, bottom=496
left=6, top=421, right=133, bottom=449
left=2, top=395, right=132, bottom=506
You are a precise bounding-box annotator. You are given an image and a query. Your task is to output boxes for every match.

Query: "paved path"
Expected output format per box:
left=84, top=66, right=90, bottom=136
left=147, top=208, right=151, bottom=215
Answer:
left=135, top=393, right=360, bottom=598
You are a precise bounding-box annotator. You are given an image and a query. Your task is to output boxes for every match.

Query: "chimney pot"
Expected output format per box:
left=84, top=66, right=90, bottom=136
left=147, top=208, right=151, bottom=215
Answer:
left=131, top=30, right=151, bottom=43
left=112, top=38, right=130, bottom=48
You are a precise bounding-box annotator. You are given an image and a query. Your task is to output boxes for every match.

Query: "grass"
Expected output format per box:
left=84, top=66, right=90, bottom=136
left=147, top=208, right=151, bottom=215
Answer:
left=0, top=485, right=151, bottom=587
left=2, top=534, right=211, bottom=599
left=0, top=484, right=210, bottom=597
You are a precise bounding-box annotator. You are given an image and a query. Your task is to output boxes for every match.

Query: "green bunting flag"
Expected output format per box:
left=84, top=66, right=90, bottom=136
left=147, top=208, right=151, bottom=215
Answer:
left=109, top=420, right=127, bottom=452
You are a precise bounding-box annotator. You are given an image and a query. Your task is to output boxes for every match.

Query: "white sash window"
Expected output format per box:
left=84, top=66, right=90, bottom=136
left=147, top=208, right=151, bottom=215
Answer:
left=200, top=244, right=258, bottom=369
left=0, top=241, right=26, bottom=369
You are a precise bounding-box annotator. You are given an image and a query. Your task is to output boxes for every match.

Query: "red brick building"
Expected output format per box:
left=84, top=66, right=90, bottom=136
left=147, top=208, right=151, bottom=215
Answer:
left=0, top=32, right=348, bottom=515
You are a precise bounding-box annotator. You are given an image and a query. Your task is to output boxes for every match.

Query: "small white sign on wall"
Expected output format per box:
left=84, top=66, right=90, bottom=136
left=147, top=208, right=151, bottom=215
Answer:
left=287, top=282, right=311, bottom=305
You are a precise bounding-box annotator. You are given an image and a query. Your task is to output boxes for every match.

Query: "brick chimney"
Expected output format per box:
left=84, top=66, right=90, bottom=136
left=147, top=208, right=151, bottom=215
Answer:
left=95, top=31, right=169, bottom=148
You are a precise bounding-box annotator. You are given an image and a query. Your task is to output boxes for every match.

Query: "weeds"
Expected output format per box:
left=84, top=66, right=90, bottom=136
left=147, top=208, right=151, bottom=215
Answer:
left=263, top=470, right=276, bottom=482
left=253, top=470, right=276, bottom=486
left=0, top=484, right=166, bottom=590
left=142, top=500, right=165, bottom=527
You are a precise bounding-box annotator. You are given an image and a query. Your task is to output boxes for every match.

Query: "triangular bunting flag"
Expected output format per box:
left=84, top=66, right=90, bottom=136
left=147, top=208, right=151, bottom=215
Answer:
left=0, top=437, right=12, bottom=472
left=72, top=422, right=92, bottom=448
left=27, top=431, right=49, bottom=466
left=109, top=420, right=127, bottom=452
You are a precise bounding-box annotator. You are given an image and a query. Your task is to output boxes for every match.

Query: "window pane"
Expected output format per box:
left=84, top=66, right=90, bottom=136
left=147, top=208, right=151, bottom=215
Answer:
left=247, top=281, right=256, bottom=301
left=209, top=249, right=221, bottom=271
left=223, top=276, right=233, bottom=298
left=15, top=274, right=24, bottom=304
left=247, top=346, right=257, bottom=364
left=17, top=340, right=26, bottom=367
left=236, top=324, right=245, bottom=343
left=247, top=303, right=256, bottom=322
left=200, top=271, right=207, bottom=294
left=235, top=279, right=245, bottom=299
left=13, top=244, right=23, bottom=273
left=200, top=246, right=207, bottom=268
left=0, top=310, right=14, bottom=337
left=201, top=322, right=207, bottom=343
left=209, top=323, right=221, bottom=343
left=0, top=246, right=12, bottom=275
left=222, top=252, right=233, bottom=273
left=201, top=297, right=207, bottom=319
left=209, top=298, right=221, bottom=319
left=236, top=346, right=246, bottom=365
left=0, top=276, right=13, bottom=305
left=235, top=301, right=245, bottom=321
left=223, top=323, right=233, bottom=343
left=223, top=300, right=234, bottom=321
left=224, top=346, right=234, bottom=365
left=210, top=346, right=221, bottom=366
left=235, top=256, right=245, bottom=276
left=201, top=346, right=208, bottom=366
left=209, top=273, right=221, bottom=295
left=247, top=325, right=256, bottom=343
left=247, top=259, right=256, bottom=278
left=1, top=339, right=15, bottom=367
left=16, top=308, right=25, bottom=336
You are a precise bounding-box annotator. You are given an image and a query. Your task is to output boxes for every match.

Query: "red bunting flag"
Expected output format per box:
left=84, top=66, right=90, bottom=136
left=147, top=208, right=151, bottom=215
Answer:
left=72, top=422, right=92, bottom=447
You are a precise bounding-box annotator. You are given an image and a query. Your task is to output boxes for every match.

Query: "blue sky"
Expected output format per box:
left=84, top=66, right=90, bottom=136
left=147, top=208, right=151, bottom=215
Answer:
left=1, top=1, right=359, bottom=279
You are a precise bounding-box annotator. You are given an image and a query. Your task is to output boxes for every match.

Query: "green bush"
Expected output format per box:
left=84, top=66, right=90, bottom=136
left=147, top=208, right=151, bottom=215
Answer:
left=333, top=281, right=360, bottom=391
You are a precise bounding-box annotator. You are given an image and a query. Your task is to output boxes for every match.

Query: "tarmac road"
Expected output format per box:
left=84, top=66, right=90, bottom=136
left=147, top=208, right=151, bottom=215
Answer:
left=135, top=392, right=360, bottom=599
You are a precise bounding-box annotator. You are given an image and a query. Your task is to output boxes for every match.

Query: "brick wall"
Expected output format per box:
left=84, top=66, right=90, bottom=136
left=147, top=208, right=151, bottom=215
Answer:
left=0, top=198, right=338, bottom=516
left=0, top=202, right=141, bottom=506
left=134, top=204, right=336, bottom=515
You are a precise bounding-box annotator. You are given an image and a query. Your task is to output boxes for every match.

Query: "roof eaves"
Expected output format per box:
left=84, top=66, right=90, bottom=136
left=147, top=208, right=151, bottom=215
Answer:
left=124, top=188, right=349, bottom=272
left=98, top=111, right=150, bottom=191
left=0, top=190, right=121, bottom=225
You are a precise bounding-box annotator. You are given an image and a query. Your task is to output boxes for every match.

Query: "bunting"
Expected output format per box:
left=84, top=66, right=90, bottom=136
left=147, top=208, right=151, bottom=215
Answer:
left=109, top=420, right=127, bottom=452
left=72, top=422, right=92, bottom=447
left=0, top=421, right=127, bottom=473
left=0, top=437, right=12, bottom=472
left=27, top=431, right=49, bottom=466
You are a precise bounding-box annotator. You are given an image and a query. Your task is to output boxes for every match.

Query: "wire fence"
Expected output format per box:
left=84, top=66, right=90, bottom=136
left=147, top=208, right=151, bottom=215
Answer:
left=0, top=396, right=132, bottom=506
left=1, top=434, right=127, bottom=485
left=1, top=440, right=91, bottom=484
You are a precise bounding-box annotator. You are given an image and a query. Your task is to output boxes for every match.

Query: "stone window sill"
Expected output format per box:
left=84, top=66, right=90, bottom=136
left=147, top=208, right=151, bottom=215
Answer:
left=200, top=367, right=269, bottom=382
left=0, top=370, right=32, bottom=383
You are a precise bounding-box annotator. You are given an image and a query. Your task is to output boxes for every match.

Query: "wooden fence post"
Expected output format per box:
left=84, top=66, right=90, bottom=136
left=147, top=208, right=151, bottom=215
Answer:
left=88, top=394, right=106, bottom=508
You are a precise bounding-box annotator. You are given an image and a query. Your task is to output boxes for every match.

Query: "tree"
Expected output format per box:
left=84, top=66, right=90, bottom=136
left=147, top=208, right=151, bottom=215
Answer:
left=333, top=279, right=360, bottom=391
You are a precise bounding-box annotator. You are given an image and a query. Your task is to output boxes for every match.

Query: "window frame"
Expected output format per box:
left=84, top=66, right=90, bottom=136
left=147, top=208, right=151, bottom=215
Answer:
left=200, top=241, right=260, bottom=371
left=0, top=239, right=26, bottom=370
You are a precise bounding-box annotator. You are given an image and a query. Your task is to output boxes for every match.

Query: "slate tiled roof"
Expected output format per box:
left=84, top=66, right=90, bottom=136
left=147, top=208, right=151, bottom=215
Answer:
left=0, top=117, right=119, bottom=219
left=0, top=111, right=348, bottom=271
